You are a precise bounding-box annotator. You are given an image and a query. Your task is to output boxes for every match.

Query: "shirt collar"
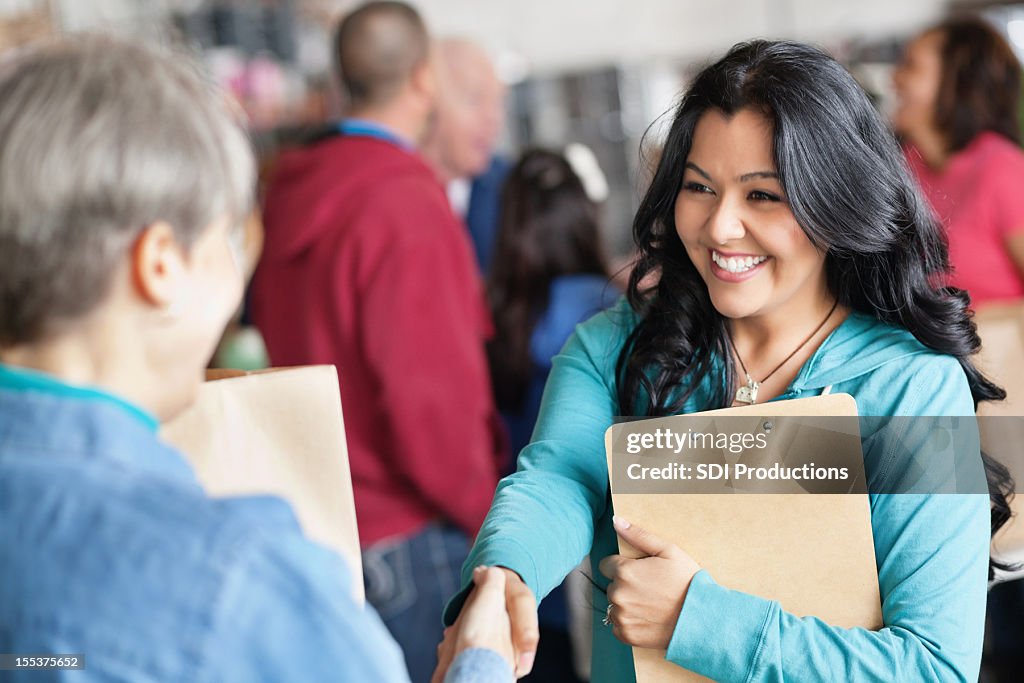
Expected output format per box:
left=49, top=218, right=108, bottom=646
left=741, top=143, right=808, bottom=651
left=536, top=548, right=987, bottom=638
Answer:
left=0, top=363, right=159, bottom=432
left=447, top=177, right=472, bottom=217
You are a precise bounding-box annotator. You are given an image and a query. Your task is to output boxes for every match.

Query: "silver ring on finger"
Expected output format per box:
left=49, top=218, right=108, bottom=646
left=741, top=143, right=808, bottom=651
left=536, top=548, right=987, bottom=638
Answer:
left=603, top=603, right=613, bottom=627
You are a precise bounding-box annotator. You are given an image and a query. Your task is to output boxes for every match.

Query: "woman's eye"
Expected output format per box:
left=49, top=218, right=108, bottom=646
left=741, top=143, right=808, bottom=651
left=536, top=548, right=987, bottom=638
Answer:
left=749, top=190, right=781, bottom=202
left=683, top=181, right=713, bottom=195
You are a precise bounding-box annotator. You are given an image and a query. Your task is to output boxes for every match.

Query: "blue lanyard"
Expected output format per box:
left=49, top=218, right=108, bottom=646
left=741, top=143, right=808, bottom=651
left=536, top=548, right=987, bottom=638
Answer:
left=337, top=119, right=413, bottom=150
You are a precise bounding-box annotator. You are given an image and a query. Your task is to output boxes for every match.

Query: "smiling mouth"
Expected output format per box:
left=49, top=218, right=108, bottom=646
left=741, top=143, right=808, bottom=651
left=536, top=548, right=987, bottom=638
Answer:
left=711, top=250, right=768, bottom=274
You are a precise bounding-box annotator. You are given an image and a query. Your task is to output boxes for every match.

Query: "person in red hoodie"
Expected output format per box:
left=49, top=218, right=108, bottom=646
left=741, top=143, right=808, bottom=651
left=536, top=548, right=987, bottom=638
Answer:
left=249, top=4, right=505, bottom=681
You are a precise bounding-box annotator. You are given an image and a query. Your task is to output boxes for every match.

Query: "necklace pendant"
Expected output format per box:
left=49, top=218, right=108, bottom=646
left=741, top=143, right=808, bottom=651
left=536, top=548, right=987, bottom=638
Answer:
left=735, top=374, right=759, bottom=404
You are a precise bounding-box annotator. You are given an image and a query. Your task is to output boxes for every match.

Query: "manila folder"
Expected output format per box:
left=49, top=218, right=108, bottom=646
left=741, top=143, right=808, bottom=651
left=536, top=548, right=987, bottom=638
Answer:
left=605, top=394, right=881, bottom=682
left=161, top=366, right=364, bottom=603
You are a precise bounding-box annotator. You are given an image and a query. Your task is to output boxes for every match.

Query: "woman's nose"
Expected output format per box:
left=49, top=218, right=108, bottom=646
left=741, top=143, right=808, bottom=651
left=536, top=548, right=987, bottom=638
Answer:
left=706, top=198, right=746, bottom=245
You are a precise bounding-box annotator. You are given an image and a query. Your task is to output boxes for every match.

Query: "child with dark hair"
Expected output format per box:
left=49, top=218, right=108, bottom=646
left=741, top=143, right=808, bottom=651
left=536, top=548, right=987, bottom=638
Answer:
left=488, top=148, right=618, bottom=460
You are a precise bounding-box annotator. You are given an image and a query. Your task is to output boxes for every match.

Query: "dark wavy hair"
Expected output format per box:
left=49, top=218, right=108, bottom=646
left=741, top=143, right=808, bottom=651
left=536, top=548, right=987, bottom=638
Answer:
left=932, top=16, right=1022, bottom=153
left=616, top=40, right=1015, bottom=577
left=488, top=149, right=607, bottom=411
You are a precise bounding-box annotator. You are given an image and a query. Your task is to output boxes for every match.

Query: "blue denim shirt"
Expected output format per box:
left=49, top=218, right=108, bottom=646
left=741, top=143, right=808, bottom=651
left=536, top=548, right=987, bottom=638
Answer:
left=0, top=366, right=510, bottom=682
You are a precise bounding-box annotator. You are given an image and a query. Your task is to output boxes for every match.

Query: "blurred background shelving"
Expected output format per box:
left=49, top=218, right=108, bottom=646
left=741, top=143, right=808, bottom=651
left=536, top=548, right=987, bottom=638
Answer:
left=3, top=0, right=1021, bottom=258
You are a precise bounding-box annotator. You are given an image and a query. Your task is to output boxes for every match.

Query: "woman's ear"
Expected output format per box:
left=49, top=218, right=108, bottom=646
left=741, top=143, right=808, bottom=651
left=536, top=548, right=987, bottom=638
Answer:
left=131, top=221, right=187, bottom=310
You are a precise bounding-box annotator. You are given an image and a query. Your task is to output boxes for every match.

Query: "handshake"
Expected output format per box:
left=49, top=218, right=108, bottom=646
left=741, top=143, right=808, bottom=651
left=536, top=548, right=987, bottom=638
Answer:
left=430, top=566, right=540, bottom=682
left=430, top=518, right=700, bottom=682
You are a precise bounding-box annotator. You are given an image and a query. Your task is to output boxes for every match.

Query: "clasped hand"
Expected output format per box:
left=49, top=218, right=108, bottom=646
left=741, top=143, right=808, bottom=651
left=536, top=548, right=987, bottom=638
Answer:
left=431, top=516, right=700, bottom=681
left=431, top=566, right=539, bottom=682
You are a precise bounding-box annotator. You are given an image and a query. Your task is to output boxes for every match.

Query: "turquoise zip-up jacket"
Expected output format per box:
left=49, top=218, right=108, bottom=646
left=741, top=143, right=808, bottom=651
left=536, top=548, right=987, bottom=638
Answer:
left=444, top=298, right=990, bottom=682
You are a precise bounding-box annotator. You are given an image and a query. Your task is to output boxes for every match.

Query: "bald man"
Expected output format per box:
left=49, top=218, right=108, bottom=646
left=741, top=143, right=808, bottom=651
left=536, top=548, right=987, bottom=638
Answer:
left=423, top=38, right=509, bottom=273
left=250, top=5, right=505, bottom=681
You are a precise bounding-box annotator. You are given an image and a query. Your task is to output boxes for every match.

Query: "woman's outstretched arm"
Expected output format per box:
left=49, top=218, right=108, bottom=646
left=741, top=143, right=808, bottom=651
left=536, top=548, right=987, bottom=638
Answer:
left=439, top=304, right=631, bottom=675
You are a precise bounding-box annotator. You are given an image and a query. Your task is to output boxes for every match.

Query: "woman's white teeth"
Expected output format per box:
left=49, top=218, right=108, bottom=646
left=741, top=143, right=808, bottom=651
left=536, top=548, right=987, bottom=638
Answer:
left=712, top=251, right=767, bottom=273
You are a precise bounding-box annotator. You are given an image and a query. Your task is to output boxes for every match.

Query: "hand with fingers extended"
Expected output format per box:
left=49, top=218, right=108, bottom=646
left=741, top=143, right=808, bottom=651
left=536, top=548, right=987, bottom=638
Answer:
left=598, top=515, right=702, bottom=650
left=432, top=566, right=539, bottom=682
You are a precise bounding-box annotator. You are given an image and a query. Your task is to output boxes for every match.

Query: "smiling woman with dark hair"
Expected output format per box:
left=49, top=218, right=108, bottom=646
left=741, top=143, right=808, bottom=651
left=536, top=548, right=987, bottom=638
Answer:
left=435, top=40, right=1009, bottom=682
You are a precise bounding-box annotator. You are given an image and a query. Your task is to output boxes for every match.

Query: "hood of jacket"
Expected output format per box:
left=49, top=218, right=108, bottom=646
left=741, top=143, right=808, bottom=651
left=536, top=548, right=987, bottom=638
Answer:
left=258, top=134, right=439, bottom=262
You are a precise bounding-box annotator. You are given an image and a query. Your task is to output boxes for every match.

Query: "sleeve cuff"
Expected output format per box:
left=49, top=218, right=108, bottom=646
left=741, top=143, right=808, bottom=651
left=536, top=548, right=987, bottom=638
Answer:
left=442, top=536, right=540, bottom=627
left=444, top=648, right=513, bottom=683
left=666, top=569, right=776, bottom=682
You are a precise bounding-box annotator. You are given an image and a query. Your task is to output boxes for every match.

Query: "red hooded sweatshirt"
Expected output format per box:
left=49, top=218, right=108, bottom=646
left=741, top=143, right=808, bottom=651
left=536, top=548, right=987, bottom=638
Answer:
left=250, top=133, right=503, bottom=546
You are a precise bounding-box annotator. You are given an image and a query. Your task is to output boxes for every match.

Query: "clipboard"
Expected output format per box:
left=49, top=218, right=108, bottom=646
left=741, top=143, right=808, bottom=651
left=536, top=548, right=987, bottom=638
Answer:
left=605, top=394, right=882, bottom=682
left=160, top=366, right=364, bottom=603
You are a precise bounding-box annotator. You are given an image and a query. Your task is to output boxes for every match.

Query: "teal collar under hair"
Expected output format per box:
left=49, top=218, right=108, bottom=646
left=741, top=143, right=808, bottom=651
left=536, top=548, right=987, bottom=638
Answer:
left=0, top=363, right=159, bottom=432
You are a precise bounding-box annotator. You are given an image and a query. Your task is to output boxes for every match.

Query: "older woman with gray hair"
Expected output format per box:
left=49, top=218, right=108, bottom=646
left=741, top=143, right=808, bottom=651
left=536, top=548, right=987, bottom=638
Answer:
left=0, top=35, right=511, bottom=683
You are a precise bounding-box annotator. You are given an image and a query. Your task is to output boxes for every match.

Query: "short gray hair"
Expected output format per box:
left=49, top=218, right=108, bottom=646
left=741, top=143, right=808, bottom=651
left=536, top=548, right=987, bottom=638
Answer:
left=0, top=35, right=255, bottom=346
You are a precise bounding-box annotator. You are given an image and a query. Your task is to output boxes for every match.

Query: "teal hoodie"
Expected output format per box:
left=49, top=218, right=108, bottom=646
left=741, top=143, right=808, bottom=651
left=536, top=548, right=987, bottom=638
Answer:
left=444, top=297, right=990, bottom=682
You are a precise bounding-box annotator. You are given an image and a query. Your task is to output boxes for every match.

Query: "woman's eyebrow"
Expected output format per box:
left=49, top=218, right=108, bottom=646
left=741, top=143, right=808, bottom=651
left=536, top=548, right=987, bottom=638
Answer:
left=738, top=170, right=779, bottom=182
left=685, top=163, right=778, bottom=183
left=685, top=162, right=712, bottom=180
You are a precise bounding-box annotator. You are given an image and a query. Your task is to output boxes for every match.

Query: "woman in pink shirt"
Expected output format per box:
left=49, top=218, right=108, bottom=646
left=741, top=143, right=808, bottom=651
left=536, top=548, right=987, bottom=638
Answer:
left=893, top=16, right=1024, bottom=307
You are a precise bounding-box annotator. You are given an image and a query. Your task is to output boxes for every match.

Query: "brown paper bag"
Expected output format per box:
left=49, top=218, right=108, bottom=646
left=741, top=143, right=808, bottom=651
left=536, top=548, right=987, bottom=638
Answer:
left=160, top=366, right=364, bottom=603
left=973, top=303, right=1024, bottom=569
left=606, top=394, right=881, bottom=682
